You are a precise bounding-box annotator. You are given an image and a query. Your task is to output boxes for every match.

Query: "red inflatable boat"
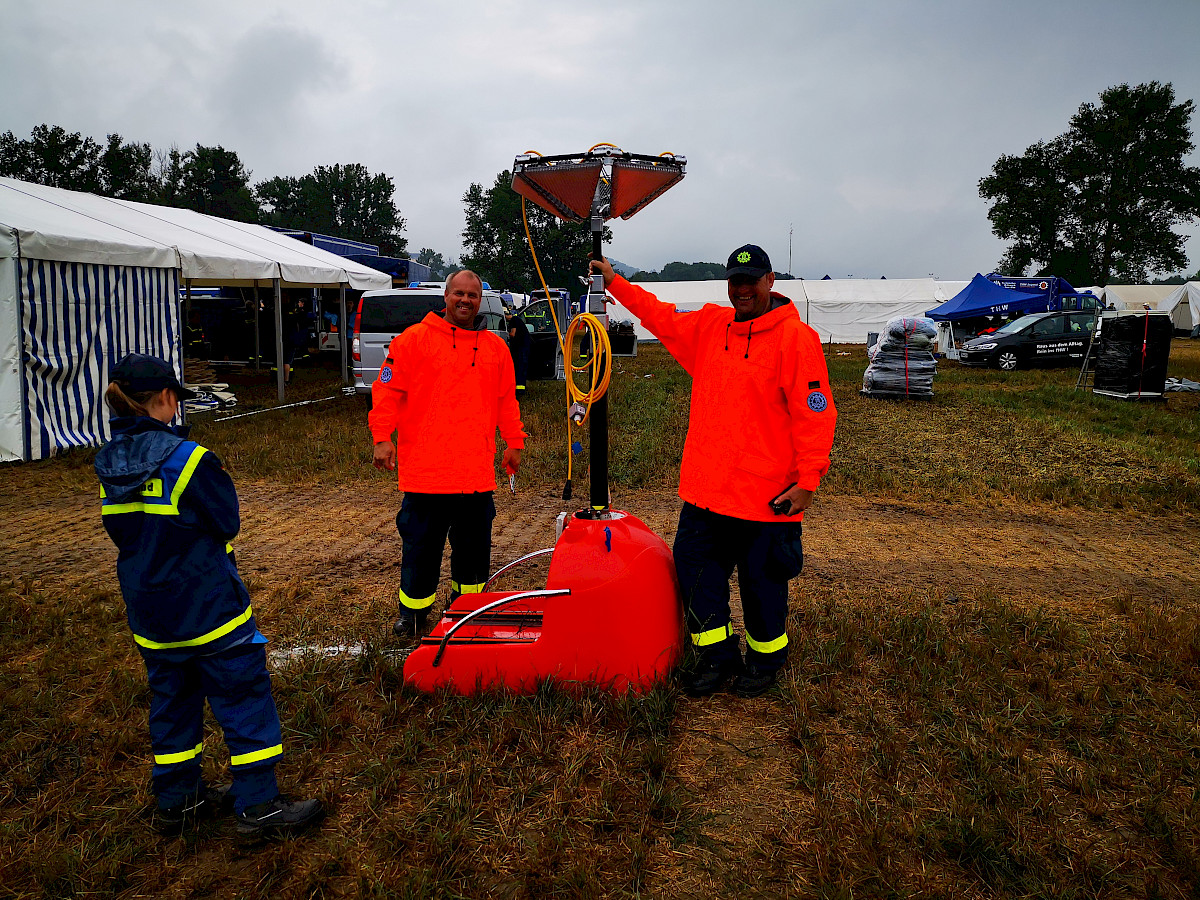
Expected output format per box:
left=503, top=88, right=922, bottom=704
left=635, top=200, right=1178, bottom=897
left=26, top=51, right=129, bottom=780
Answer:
left=403, top=509, right=683, bottom=695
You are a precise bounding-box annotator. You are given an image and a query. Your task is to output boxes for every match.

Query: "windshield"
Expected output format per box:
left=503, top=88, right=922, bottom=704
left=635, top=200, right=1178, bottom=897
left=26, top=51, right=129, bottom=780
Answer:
left=993, top=315, right=1042, bottom=336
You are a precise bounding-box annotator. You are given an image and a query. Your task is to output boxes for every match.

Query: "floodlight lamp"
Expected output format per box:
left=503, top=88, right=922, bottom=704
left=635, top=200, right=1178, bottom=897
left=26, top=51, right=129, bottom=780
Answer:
left=511, top=149, right=686, bottom=224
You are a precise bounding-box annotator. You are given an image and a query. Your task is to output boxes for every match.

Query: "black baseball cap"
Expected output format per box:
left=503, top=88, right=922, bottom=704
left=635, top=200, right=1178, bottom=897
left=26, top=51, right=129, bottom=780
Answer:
left=725, top=244, right=773, bottom=279
left=109, top=353, right=196, bottom=399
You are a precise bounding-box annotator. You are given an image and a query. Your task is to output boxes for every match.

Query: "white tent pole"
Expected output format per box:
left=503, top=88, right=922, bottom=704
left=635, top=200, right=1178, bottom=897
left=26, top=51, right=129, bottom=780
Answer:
left=339, top=284, right=349, bottom=386
left=274, top=278, right=285, bottom=403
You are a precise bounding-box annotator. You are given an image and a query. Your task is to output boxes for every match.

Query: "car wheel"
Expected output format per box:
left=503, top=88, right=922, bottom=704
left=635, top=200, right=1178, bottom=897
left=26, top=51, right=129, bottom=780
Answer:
left=997, top=351, right=1018, bottom=371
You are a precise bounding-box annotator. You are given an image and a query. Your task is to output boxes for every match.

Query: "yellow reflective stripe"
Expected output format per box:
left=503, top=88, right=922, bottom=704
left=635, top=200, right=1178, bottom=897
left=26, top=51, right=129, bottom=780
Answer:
left=170, top=446, right=207, bottom=509
left=746, top=631, right=789, bottom=654
left=103, top=501, right=182, bottom=515
left=101, top=446, right=208, bottom=516
left=225, top=542, right=234, bottom=554
left=155, top=742, right=203, bottom=765
left=450, top=581, right=484, bottom=594
left=230, top=744, right=283, bottom=766
left=134, top=605, right=254, bottom=650
left=398, top=588, right=436, bottom=611
left=691, top=623, right=733, bottom=647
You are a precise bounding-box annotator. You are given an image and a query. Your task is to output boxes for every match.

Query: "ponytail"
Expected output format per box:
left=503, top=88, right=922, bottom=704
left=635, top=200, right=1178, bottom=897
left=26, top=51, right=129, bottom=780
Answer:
left=105, top=381, right=158, bottom=418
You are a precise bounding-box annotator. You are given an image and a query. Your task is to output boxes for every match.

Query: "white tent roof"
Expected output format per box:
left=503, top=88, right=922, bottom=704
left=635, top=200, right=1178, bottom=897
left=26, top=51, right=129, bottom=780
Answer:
left=0, top=177, right=391, bottom=290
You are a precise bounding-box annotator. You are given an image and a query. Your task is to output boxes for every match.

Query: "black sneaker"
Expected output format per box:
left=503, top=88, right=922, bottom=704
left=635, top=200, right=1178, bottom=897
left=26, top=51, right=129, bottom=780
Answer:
left=154, top=783, right=232, bottom=835
left=235, top=796, right=325, bottom=840
left=680, top=662, right=740, bottom=698
left=392, top=611, right=427, bottom=639
left=732, top=666, right=778, bottom=698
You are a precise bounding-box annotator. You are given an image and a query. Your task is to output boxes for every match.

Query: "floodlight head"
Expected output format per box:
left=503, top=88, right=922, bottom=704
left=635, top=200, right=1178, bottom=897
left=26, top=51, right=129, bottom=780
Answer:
left=511, top=148, right=686, bottom=224
left=511, top=157, right=604, bottom=223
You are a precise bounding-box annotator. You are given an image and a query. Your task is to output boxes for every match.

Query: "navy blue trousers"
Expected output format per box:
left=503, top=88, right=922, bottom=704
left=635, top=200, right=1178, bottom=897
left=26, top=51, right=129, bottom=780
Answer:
left=142, top=642, right=281, bottom=813
left=672, top=502, right=804, bottom=673
left=396, top=492, right=496, bottom=611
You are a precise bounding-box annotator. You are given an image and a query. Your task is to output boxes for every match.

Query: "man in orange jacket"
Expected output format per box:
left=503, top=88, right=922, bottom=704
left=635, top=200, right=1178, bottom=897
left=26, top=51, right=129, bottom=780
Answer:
left=370, top=270, right=527, bottom=638
left=591, top=245, right=836, bottom=697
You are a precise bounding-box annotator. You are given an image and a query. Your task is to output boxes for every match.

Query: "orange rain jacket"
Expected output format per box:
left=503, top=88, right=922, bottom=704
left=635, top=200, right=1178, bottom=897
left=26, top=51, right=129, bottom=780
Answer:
left=369, top=312, right=526, bottom=493
left=609, top=276, right=836, bottom=522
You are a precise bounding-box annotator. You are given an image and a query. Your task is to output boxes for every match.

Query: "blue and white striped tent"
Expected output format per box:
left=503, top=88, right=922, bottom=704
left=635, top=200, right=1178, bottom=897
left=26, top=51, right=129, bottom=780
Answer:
left=0, top=177, right=390, bottom=462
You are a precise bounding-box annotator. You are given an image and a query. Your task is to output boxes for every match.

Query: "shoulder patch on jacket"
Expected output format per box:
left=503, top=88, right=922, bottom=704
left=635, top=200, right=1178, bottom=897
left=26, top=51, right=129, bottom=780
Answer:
left=808, top=380, right=821, bottom=389
left=379, top=366, right=393, bottom=384
left=807, top=390, right=829, bottom=413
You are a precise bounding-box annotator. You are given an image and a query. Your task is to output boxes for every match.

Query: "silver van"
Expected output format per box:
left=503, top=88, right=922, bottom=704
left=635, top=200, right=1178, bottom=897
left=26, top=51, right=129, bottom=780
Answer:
left=352, top=286, right=509, bottom=397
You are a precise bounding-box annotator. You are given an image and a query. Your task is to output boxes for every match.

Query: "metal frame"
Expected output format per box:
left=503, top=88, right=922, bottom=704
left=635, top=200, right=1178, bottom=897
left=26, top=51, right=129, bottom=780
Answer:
left=432, top=588, right=571, bottom=667
left=484, top=547, right=556, bottom=590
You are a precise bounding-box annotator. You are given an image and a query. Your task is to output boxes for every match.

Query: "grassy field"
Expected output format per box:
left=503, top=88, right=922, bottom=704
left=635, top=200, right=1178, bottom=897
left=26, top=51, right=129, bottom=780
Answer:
left=2, top=340, right=1199, bottom=898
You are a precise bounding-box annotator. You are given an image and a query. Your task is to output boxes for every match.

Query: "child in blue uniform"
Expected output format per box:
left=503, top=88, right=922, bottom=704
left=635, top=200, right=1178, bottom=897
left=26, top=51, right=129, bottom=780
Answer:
left=95, top=353, right=323, bottom=839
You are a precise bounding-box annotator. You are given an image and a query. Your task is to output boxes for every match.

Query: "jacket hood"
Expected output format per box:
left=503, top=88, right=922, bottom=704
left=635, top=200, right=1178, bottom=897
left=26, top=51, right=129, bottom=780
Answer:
left=94, top=416, right=190, bottom=502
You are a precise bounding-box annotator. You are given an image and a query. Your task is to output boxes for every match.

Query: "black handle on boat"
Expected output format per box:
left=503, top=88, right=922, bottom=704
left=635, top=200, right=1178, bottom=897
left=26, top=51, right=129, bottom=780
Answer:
left=432, top=588, right=572, bottom=667
left=484, top=548, right=556, bottom=590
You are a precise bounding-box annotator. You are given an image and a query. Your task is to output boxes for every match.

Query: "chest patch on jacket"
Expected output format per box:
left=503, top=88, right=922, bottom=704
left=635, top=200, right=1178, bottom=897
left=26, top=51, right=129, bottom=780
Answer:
left=807, top=390, right=828, bottom=412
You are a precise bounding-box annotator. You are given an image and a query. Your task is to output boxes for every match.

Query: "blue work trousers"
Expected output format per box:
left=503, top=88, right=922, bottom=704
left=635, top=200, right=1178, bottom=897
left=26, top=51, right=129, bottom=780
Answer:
left=396, top=491, right=496, bottom=607
left=142, top=642, right=281, bottom=813
left=672, top=502, right=804, bottom=673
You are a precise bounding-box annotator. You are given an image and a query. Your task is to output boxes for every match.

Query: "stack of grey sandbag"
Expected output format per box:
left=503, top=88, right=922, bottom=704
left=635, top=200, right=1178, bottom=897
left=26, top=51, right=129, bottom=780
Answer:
left=861, top=316, right=937, bottom=399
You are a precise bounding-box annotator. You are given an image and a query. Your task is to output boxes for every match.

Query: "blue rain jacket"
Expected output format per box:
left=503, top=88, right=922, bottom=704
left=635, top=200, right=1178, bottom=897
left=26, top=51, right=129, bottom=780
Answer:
left=95, top=416, right=258, bottom=657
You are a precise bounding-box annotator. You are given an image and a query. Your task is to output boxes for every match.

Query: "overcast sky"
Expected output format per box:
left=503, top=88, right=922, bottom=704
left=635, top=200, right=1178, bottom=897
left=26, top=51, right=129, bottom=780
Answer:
left=4, top=0, right=1200, bottom=281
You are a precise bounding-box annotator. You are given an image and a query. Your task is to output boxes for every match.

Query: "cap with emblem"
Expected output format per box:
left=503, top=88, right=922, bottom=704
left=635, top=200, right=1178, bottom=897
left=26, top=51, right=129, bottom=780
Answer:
left=725, top=244, right=772, bottom=279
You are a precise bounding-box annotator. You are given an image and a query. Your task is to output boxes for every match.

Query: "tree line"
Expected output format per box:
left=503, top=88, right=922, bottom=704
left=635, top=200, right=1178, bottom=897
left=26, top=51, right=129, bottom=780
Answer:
left=9, top=83, right=1200, bottom=294
left=0, top=125, right=408, bottom=256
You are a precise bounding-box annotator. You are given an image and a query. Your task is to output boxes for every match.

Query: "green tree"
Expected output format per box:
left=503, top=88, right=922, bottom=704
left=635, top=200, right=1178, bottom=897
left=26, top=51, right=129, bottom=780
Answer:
left=461, top=170, right=609, bottom=292
left=0, top=124, right=157, bottom=200
left=980, top=82, right=1200, bottom=284
left=415, top=248, right=455, bottom=279
left=162, top=144, right=259, bottom=222
left=257, top=163, right=406, bottom=255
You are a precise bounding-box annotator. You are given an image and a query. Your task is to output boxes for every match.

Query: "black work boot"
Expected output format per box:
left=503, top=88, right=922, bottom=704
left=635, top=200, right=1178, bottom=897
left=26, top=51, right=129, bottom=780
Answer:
left=680, top=660, right=741, bottom=698
left=392, top=610, right=428, bottom=639
left=732, top=665, right=778, bottom=698
left=154, top=783, right=232, bottom=835
left=235, top=795, right=325, bottom=841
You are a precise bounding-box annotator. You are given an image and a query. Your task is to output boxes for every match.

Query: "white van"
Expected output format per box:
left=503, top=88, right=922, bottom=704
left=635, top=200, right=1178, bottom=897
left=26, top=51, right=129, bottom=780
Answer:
left=352, top=286, right=509, bottom=398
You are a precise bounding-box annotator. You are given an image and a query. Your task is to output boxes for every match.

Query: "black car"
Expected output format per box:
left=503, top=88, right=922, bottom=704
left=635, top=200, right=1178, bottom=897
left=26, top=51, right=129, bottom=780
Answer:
left=958, top=311, right=1097, bottom=370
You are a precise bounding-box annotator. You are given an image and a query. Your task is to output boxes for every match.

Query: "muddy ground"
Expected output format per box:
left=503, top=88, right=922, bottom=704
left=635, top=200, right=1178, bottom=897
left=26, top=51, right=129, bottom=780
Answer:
left=4, top=467, right=1198, bottom=895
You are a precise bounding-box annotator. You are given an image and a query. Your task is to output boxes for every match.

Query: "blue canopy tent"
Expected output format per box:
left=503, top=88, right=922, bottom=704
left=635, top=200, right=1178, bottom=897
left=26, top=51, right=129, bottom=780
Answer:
left=925, top=273, right=1047, bottom=321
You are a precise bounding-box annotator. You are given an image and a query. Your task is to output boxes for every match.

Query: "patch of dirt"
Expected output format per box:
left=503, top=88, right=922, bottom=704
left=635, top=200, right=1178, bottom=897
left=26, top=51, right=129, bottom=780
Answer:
left=5, top=467, right=1198, bottom=896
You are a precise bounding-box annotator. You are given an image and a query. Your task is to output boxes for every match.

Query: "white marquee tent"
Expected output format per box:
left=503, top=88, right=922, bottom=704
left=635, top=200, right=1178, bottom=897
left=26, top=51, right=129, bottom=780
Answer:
left=1160, top=282, right=1200, bottom=334
left=1097, top=284, right=1179, bottom=310
left=1, top=177, right=390, bottom=462
left=607, top=277, right=968, bottom=344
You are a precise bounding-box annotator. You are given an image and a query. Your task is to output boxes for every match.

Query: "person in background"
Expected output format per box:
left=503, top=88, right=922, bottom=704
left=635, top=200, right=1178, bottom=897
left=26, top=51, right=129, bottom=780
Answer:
left=95, top=353, right=324, bottom=840
left=506, top=307, right=531, bottom=392
left=590, top=245, right=837, bottom=698
left=370, top=270, right=527, bottom=638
